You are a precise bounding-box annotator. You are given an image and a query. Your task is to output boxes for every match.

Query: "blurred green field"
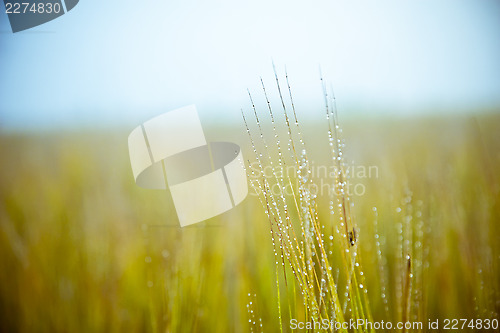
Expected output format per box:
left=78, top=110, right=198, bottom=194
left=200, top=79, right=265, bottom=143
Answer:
left=0, top=113, right=499, bottom=332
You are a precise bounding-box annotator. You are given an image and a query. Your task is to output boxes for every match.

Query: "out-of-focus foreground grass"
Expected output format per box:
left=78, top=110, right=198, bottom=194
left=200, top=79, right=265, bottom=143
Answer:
left=0, top=113, right=499, bottom=332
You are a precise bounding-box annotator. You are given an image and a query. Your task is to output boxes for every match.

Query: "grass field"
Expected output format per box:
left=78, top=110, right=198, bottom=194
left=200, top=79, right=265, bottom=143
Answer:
left=0, top=109, right=499, bottom=332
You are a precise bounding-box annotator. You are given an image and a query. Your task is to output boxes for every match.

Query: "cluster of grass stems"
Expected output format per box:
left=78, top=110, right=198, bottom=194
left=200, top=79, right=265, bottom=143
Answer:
left=241, top=67, right=499, bottom=332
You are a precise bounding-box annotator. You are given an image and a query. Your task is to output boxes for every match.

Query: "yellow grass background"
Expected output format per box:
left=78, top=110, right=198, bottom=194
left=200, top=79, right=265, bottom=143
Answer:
left=0, top=113, right=499, bottom=332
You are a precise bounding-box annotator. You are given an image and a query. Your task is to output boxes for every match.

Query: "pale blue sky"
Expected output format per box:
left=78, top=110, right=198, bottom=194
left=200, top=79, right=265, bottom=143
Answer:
left=0, top=0, right=499, bottom=129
